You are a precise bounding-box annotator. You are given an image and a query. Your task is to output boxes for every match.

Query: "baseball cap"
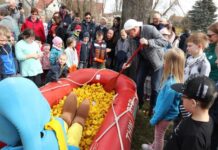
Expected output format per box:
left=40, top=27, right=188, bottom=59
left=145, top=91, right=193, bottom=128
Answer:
left=171, top=75, right=217, bottom=102
left=74, top=25, right=82, bottom=31
left=124, top=19, right=143, bottom=30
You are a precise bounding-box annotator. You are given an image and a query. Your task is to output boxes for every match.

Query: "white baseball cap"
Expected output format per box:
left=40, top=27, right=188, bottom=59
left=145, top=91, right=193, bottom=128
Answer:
left=124, top=19, right=143, bottom=30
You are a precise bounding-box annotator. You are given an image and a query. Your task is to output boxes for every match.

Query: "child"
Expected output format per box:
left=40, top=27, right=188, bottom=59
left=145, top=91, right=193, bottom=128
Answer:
left=0, top=25, right=16, bottom=80
left=79, top=32, right=91, bottom=69
left=49, top=36, right=63, bottom=65
left=15, top=29, right=43, bottom=87
left=35, top=36, right=42, bottom=49
left=165, top=75, right=217, bottom=150
left=40, top=43, right=51, bottom=84
left=180, top=32, right=211, bottom=119
left=92, top=31, right=107, bottom=69
left=142, top=48, right=185, bottom=150
left=184, top=32, right=211, bottom=80
left=114, top=29, right=130, bottom=71
left=46, top=53, right=68, bottom=83
left=65, top=37, right=78, bottom=73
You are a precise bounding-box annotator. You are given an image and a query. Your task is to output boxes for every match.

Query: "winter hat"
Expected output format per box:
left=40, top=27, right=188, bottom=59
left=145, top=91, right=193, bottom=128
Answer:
left=52, top=36, right=63, bottom=45
left=74, top=25, right=82, bottom=31
left=171, top=75, right=217, bottom=102
left=83, top=32, right=90, bottom=38
left=124, top=19, right=143, bottom=31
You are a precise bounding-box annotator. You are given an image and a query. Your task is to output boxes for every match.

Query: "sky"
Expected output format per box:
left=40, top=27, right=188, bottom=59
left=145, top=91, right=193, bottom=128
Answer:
left=104, top=0, right=218, bottom=19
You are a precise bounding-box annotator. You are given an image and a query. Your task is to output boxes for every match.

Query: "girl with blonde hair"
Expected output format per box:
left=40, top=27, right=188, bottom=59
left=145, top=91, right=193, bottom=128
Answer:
left=142, top=48, right=185, bottom=150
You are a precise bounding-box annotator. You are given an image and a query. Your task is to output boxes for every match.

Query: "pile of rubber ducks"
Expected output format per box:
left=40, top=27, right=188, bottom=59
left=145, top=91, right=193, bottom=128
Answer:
left=51, top=83, right=115, bottom=150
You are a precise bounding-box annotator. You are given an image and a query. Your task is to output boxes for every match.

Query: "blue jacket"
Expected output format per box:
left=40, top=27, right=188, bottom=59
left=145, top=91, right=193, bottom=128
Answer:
left=50, top=46, right=63, bottom=65
left=150, top=76, right=181, bottom=126
left=0, top=44, right=16, bottom=75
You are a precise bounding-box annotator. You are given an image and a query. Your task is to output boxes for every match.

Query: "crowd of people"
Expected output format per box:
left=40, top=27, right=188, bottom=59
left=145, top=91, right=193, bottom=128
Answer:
left=0, top=1, right=218, bottom=150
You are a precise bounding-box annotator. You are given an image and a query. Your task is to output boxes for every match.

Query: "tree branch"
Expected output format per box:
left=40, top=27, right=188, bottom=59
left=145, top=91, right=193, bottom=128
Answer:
left=24, top=0, right=31, bottom=7
left=152, top=0, right=159, bottom=10
left=162, top=0, right=177, bottom=16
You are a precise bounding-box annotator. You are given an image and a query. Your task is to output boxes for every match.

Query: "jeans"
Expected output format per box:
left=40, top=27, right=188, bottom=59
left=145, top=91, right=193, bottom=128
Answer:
left=136, top=57, right=163, bottom=109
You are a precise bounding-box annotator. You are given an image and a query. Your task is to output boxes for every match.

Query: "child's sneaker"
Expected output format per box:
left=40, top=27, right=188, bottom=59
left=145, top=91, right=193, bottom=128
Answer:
left=141, top=144, right=153, bottom=150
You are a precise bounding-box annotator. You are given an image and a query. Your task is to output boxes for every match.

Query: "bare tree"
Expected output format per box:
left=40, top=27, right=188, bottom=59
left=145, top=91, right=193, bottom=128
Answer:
left=122, top=0, right=153, bottom=25
left=152, top=0, right=160, bottom=10
left=115, top=0, right=119, bottom=12
left=23, top=0, right=34, bottom=7
left=162, top=0, right=178, bottom=16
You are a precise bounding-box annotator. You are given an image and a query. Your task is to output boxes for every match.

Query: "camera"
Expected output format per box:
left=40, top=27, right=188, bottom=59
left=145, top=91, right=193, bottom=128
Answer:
left=17, top=2, right=23, bottom=10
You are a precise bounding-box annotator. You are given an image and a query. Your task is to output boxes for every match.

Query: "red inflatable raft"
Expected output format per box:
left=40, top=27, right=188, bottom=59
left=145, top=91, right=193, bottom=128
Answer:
left=41, top=68, right=138, bottom=150
left=0, top=68, right=138, bottom=150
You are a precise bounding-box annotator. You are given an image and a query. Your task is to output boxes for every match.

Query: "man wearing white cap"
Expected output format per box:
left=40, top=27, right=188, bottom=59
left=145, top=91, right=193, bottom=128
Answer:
left=124, top=19, right=168, bottom=114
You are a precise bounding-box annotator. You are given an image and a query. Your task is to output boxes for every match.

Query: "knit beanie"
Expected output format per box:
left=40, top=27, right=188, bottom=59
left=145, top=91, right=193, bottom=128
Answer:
left=52, top=36, right=63, bottom=46
left=83, top=32, right=90, bottom=38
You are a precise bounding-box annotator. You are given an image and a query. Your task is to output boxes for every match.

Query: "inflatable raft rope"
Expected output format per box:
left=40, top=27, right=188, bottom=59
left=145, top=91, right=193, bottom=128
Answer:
left=41, top=68, right=138, bottom=150
left=0, top=68, right=138, bottom=150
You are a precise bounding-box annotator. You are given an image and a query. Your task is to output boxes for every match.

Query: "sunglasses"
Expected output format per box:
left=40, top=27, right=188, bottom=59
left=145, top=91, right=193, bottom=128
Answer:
left=207, top=34, right=216, bottom=38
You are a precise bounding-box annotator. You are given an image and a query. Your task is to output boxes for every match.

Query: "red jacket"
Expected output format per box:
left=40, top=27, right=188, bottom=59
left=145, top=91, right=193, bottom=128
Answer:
left=21, top=17, right=46, bottom=43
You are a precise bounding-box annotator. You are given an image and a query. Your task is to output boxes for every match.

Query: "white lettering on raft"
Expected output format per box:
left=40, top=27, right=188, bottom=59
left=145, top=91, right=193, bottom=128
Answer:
left=127, top=98, right=134, bottom=113
left=96, top=74, right=101, bottom=80
left=126, top=120, right=134, bottom=142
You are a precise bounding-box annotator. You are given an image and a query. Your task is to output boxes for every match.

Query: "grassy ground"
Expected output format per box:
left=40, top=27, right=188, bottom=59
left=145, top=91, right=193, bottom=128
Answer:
left=131, top=101, right=154, bottom=150
left=131, top=101, right=173, bottom=150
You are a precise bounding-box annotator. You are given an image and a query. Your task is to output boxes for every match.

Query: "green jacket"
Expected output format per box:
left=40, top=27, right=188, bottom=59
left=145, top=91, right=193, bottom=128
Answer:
left=205, top=43, right=218, bottom=82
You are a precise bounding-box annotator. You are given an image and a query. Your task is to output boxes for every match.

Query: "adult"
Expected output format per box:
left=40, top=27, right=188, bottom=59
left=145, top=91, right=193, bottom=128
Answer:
left=80, top=12, right=96, bottom=41
left=112, top=16, right=121, bottom=44
left=105, top=29, right=116, bottom=69
left=178, top=29, right=191, bottom=53
left=47, top=12, right=61, bottom=45
left=0, top=0, right=24, bottom=26
left=69, top=12, right=81, bottom=32
left=57, top=4, right=72, bottom=45
left=15, top=29, right=43, bottom=87
left=21, top=7, right=45, bottom=43
left=59, top=4, right=72, bottom=29
left=0, top=8, right=20, bottom=41
left=150, top=13, right=165, bottom=31
left=123, top=19, right=168, bottom=113
left=47, top=12, right=59, bottom=32
left=95, top=17, right=108, bottom=39
left=205, top=22, right=218, bottom=84
left=205, top=22, right=218, bottom=150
